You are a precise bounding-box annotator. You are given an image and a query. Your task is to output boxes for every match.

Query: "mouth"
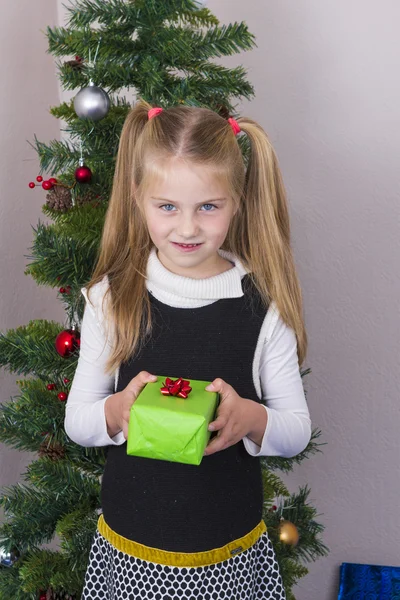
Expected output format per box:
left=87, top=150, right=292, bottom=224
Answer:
left=171, top=242, right=204, bottom=252
left=172, top=242, right=203, bottom=247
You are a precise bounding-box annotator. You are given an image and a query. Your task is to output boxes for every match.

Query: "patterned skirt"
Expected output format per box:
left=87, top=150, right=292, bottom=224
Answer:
left=81, top=515, right=286, bottom=600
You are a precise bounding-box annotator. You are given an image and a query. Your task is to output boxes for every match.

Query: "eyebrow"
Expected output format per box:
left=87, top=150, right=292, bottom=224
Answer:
left=151, top=197, right=228, bottom=203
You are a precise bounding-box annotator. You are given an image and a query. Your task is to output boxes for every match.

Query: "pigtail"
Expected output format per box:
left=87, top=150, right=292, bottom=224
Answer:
left=227, top=118, right=308, bottom=365
left=86, top=99, right=155, bottom=374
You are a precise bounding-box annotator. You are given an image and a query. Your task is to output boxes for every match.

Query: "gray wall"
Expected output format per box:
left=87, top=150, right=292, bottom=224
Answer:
left=1, top=2, right=399, bottom=599
left=0, top=2, right=64, bottom=498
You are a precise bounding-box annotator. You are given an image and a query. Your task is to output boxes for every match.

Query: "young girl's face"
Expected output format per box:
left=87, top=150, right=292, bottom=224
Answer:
left=141, top=159, right=236, bottom=278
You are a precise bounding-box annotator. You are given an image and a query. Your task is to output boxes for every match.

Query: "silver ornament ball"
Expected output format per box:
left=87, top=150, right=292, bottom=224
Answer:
left=0, top=545, right=18, bottom=567
left=74, top=82, right=110, bottom=121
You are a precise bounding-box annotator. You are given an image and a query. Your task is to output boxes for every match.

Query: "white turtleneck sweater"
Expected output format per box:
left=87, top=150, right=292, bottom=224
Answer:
left=64, top=247, right=312, bottom=458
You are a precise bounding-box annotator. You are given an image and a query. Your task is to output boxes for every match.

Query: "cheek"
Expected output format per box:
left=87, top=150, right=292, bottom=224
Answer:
left=207, top=213, right=233, bottom=239
left=144, top=209, right=168, bottom=236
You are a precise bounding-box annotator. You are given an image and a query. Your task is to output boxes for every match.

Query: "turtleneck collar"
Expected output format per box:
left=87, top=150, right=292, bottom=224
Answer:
left=146, top=246, right=249, bottom=308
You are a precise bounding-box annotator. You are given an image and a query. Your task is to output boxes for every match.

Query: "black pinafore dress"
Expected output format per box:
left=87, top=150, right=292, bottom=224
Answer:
left=81, top=276, right=286, bottom=600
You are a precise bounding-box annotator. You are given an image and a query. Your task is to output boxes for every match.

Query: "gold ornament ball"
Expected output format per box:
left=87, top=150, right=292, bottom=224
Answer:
left=279, top=520, right=299, bottom=546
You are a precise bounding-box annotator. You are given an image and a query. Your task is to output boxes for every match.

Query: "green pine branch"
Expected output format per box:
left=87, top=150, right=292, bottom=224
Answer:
left=56, top=508, right=99, bottom=574
left=263, top=486, right=329, bottom=595
left=261, top=467, right=291, bottom=504
left=0, top=562, right=35, bottom=600
left=30, top=135, right=80, bottom=174
left=265, top=486, right=329, bottom=564
left=18, top=549, right=70, bottom=596
left=0, top=321, right=78, bottom=381
left=0, top=484, right=68, bottom=551
left=64, top=0, right=219, bottom=29
left=262, top=428, right=326, bottom=474
left=65, top=0, right=143, bottom=28
left=25, top=458, right=100, bottom=499
left=0, top=382, right=65, bottom=453
left=24, top=217, right=102, bottom=289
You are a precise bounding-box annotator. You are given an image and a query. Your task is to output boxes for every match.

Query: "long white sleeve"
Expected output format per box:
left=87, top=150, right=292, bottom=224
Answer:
left=65, top=294, right=311, bottom=456
left=242, top=315, right=312, bottom=458
left=64, top=290, right=125, bottom=447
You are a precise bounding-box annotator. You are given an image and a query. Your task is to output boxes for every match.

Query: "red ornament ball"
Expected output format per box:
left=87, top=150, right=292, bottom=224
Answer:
left=63, top=378, right=71, bottom=384
left=36, top=175, right=43, bottom=182
left=47, top=383, right=56, bottom=391
left=42, top=180, right=54, bottom=190
left=55, top=329, right=81, bottom=358
left=58, top=392, right=68, bottom=402
left=29, top=182, right=35, bottom=189
left=59, top=287, right=66, bottom=294
left=75, top=164, right=92, bottom=183
left=48, top=177, right=58, bottom=185
left=39, top=593, right=46, bottom=600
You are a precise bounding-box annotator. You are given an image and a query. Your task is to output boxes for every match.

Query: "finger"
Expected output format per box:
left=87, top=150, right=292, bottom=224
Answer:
left=204, top=432, right=232, bottom=456
left=206, top=378, right=232, bottom=399
left=208, top=413, right=229, bottom=432
left=126, top=371, right=157, bottom=399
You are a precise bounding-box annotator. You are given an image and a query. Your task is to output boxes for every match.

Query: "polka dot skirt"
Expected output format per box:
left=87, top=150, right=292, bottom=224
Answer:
left=81, top=527, right=286, bottom=599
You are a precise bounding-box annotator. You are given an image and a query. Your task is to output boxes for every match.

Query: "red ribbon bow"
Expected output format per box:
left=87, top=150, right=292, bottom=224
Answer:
left=160, top=377, right=192, bottom=399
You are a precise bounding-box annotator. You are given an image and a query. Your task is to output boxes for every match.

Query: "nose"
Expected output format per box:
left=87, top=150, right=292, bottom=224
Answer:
left=176, top=214, right=200, bottom=240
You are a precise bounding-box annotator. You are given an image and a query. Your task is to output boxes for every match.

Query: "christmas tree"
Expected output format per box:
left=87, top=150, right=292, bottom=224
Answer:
left=0, top=1, right=328, bottom=598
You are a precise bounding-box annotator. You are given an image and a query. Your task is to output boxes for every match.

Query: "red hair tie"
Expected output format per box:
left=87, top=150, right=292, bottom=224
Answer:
left=148, top=107, right=241, bottom=137
left=227, top=117, right=241, bottom=136
left=148, top=107, right=163, bottom=119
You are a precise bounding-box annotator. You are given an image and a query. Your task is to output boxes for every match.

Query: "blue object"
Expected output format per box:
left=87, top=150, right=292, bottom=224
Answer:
left=338, top=562, right=400, bottom=599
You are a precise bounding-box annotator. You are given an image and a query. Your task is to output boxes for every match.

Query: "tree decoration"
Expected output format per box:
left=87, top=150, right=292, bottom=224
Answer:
left=59, top=286, right=72, bottom=295
left=38, top=440, right=66, bottom=461
left=64, top=54, right=84, bottom=70
left=73, top=41, right=110, bottom=121
left=29, top=175, right=58, bottom=191
left=75, top=189, right=101, bottom=207
left=74, top=158, right=92, bottom=183
left=278, top=519, right=300, bottom=546
left=29, top=174, right=76, bottom=198
left=0, top=546, right=19, bottom=568
left=54, top=327, right=80, bottom=358
left=46, top=186, right=73, bottom=212
left=74, top=81, right=110, bottom=121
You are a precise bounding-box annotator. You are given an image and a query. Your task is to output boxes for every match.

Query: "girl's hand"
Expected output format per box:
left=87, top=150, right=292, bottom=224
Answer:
left=105, top=371, right=157, bottom=440
left=203, top=378, right=268, bottom=456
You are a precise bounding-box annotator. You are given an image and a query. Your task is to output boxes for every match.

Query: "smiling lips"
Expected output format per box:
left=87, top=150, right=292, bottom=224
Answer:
left=171, top=242, right=203, bottom=252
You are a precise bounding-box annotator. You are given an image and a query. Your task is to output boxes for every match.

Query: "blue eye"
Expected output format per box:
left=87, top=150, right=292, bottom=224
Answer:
left=201, top=204, right=217, bottom=211
left=160, top=204, right=176, bottom=212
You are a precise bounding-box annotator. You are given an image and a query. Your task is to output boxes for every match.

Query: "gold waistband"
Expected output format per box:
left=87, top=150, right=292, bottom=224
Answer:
left=97, top=514, right=267, bottom=567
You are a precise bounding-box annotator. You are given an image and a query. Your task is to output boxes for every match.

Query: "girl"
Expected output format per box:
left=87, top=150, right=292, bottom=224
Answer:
left=65, top=99, right=312, bottom=600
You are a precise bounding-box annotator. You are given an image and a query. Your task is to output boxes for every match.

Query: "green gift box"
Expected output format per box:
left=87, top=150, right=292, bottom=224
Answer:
left=127, top=376, right=219, bottom=466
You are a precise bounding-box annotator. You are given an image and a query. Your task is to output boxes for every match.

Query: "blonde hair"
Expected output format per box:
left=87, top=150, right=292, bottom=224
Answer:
left=85, top=98, right=308, bottom=375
